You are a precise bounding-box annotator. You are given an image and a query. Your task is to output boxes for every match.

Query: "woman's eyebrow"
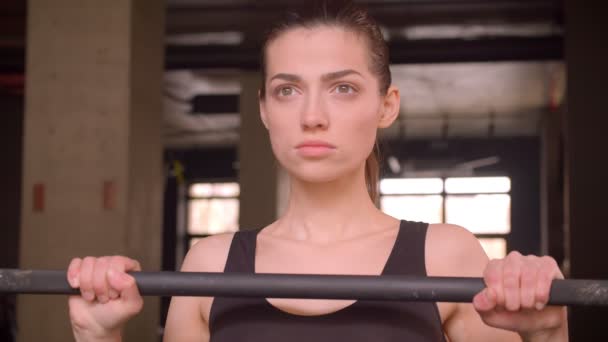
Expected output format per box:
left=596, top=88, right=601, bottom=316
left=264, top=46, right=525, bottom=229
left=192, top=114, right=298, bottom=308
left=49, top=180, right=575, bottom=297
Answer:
left=321, top=69, right=362, bottom=82
left=269, top=73, right=301, bottom=83
left=269, top=70, right=362, bottom=83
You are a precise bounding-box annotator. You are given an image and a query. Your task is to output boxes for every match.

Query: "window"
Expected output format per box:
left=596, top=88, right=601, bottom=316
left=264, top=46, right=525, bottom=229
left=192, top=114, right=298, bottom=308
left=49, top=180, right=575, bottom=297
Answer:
left=380, top=176, right=511, bottom=259
left=184, top=178, right=510, bottom=259
left=186, top=182, right=240, bottom=249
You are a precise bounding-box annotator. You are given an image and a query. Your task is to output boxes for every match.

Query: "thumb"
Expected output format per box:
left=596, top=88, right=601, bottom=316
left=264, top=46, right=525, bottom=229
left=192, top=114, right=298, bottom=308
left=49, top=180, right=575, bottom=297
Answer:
left=108, top=269, right=143, bottom=312
left=473, top=288, right=497, bottom=312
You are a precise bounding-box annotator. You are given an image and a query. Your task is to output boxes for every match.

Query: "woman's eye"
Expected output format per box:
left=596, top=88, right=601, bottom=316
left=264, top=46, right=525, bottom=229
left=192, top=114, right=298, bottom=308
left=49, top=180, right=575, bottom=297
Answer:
left=334, top=84, right=356, bottom=94
left=278, top=87, right=295, bottom=96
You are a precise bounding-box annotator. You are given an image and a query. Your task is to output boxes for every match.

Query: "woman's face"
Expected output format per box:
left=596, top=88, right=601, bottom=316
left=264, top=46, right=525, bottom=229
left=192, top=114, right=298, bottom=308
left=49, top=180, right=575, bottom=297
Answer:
left=260, top=26, right=399, bottom=183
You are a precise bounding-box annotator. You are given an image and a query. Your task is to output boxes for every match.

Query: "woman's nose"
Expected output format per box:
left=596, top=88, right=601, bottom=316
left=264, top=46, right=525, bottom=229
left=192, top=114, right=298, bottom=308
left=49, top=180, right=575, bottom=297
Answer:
left=300, top=95, right=329, bottom=130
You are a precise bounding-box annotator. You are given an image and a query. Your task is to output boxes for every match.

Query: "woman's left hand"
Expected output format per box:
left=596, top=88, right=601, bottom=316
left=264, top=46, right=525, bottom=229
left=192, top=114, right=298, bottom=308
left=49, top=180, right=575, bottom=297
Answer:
left=473, top=251, right=568, bottom=341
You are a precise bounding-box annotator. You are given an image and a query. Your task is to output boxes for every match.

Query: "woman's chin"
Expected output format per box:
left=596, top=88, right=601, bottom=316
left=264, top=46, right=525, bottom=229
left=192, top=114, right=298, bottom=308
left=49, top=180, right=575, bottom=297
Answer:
left=295, top=174, right=339, bottom=184
left=286, top=166, right=358, bottom=185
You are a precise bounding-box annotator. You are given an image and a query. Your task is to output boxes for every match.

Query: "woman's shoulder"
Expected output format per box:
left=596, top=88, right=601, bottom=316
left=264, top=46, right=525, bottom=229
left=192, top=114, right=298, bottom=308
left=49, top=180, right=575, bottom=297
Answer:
left=180, top=232, right=236, bottom=273
left=425, top=223, right=489, bottom=277
left=426, top=223, right=478, bottom=246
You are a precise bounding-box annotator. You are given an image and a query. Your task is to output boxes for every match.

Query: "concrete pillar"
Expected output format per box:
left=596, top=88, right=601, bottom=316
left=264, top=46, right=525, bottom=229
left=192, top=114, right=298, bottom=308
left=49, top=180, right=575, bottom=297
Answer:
left=564, top=0, right=608, bottom=339
left=18, top=1, right=165, bottom=341
left=238, top=71, right=290, bottom=230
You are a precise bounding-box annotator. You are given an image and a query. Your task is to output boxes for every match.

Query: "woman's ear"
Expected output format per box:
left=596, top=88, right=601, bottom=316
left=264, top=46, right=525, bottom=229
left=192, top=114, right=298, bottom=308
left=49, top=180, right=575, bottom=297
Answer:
left=378, top=86, right=400, bottom=128
left=259, top=90, right=269, bottom=129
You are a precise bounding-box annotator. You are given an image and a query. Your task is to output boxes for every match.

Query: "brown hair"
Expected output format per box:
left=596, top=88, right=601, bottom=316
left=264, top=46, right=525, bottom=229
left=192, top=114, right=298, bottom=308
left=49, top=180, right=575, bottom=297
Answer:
left=259, top=0, right=390, bottom=204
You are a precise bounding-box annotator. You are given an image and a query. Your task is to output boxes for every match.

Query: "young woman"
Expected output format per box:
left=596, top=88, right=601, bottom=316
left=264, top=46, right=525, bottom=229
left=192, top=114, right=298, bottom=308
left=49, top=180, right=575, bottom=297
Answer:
left=67, top=2, right=568, bottom=341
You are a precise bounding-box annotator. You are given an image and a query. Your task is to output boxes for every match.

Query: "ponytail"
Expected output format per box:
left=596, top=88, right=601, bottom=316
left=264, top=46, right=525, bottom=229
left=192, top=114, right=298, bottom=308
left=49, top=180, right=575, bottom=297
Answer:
left=364, top=142, right=380, bottom=206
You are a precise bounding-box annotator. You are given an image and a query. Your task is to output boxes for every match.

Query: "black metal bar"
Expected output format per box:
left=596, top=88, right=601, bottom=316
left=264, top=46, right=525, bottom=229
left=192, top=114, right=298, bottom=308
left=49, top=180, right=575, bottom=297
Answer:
left=1, top=269, right=607, bottom=306
left=388, top=36, right=563, bottom=64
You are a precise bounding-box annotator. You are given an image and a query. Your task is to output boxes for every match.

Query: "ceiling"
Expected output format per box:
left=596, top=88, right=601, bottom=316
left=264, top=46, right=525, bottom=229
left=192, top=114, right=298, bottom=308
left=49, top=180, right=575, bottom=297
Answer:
left=0, top=0, right=565, bottom=148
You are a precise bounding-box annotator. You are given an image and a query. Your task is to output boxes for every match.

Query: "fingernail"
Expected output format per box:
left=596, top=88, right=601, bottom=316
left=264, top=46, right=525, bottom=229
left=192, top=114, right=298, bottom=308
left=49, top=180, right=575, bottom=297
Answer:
left=119, top=272, right=131, bottom=283
left=109, top=269, right=128, bottom=282
left=535, top=302, right=544, bottom=310
left=486, top=288, right=497, bottom=304
left=71, top=277, right=79, bottom=288
left=83, top=291, right=94, bottom=301
left=109, top=269, right=129, bottom=283
left=98, top=295, right=108, bottom=303
left=109, top=290, right=119, bottom=299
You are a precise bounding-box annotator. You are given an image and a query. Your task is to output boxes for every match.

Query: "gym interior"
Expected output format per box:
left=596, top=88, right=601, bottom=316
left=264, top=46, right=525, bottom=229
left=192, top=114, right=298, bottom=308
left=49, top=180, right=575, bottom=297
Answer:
left=1, top=0, right=607, bottom=341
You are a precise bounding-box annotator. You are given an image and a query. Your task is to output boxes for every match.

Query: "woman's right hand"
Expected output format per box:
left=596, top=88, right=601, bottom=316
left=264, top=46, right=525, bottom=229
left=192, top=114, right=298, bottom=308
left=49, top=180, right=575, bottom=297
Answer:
left=67, top=256, right=144, bottom=341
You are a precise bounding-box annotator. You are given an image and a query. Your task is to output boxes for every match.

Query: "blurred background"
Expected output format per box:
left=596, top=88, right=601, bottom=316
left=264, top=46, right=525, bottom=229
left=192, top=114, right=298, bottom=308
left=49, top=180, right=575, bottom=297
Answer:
left=0, top=0, right=606, bottom=341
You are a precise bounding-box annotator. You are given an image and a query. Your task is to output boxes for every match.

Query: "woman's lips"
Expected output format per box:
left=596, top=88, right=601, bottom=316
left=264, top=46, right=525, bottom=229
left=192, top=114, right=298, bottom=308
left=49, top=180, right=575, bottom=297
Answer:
left=295, top=141, right=336, bottom=157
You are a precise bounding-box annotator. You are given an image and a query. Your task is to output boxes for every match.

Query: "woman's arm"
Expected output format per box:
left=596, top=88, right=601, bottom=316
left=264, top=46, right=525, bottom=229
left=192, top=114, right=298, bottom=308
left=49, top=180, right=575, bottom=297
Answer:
left=427, top=224, right=567, bottom=342
left=163, top=233, right=234, bottom=342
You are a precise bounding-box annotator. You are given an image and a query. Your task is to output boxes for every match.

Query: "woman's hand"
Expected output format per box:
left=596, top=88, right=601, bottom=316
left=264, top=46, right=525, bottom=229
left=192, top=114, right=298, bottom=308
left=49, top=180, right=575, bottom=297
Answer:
left=473, top=251, right=568, bottom=341
left=67, top=256, right=144, bottom=341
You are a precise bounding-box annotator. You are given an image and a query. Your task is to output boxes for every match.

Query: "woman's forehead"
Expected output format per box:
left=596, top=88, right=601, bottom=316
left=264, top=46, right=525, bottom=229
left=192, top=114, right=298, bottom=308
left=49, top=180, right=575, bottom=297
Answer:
left=265, top=26, right=372, bottom=78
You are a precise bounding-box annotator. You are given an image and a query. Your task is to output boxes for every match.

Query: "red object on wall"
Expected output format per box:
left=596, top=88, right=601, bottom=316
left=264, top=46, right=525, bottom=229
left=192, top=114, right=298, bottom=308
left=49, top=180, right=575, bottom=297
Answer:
left=103, top=180, right=116, bottom=210
left=33, top=183, right=44, bottom=212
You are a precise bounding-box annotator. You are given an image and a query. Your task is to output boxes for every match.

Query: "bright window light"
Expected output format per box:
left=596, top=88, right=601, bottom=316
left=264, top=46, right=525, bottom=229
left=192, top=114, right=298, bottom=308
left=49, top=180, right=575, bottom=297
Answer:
left=445, top=177, right=511, bottom=194
left=190, top=183, right=213, bottom=197
left=380, top=195, right=443, bottom=223
left=478, top=238, right=507, bottom=260
left=445, top=194, right=511, bottom=234
left=380, top=178, right=443, bottom=195
left=188, top=198, right=239, bottom=235
left=190, top=182, right=240, bottom=198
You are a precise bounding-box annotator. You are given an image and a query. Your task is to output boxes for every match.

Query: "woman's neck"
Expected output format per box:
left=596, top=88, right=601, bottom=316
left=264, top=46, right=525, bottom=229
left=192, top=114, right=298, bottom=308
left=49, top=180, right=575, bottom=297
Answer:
left=274, top=166, right=390, bottom=243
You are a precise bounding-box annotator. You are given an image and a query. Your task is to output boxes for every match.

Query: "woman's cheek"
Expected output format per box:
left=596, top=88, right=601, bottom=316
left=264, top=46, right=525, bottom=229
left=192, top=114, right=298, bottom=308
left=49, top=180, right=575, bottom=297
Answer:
left=352, top=112, right=380, bottom=144
left=268, top=130, right=293, bottom=165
